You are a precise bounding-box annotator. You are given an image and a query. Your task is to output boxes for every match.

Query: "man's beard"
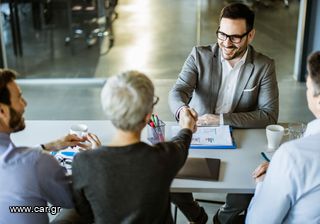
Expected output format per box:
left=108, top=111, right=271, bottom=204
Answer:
left=9, top=107, right=25, bottom=132
left=219, top=38, right=248, bottom=61
left=221, top=44, right=247, bottom=61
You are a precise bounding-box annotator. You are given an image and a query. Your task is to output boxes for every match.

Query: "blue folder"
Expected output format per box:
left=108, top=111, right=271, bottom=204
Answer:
left=190, top=140, right=237, bottom=149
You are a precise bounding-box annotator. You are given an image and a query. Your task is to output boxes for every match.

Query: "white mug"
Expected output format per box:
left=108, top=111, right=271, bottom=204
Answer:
left=266, top=125, right=284, bottom=151
left=70, top=124, right=88, bottom=137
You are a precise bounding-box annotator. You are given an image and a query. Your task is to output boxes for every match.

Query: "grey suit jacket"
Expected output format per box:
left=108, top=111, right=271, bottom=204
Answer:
left=169, top=44, right=279, bottom=128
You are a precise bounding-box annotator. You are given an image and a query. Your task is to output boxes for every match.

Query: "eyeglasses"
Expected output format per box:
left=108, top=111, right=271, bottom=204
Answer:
left=152, top=95, right=159, bottom=107
left=216, top=29, right=251, bottom=44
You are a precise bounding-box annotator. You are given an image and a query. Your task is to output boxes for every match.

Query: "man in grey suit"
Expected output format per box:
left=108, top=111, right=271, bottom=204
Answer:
left=169, top=5, right=278, bottom=129
left=169, top=3, right=279, bottom=224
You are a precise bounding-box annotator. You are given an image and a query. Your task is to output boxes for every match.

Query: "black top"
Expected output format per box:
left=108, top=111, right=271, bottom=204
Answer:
left=72, top=129, right=192, bottom=224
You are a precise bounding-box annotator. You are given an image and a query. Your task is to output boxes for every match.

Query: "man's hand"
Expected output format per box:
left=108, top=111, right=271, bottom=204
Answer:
left=179, top=107, right=198, bottom=133
left=78, top=133, right=101, bottom=150
left=42, top=134, right=87, bottom=152
left=252, top=162, right=269, bottom=183
left=42, top=133, right=102, bottom=152
left=197, top=114, right=220, bottom=126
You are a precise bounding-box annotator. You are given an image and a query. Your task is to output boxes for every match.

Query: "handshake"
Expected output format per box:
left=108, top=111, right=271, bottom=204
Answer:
left=179, top=107, right=198, bottom=133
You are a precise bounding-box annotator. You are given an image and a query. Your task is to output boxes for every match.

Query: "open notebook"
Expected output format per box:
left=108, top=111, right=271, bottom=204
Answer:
left=176, top=157, right=221, bottom=181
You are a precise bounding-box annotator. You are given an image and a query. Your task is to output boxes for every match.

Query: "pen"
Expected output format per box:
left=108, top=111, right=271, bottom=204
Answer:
left=158, top=125, right=165, bottom=141
left=149, top=121, right=155, bottom=128
left=152, top=114, right=158, bottom=127
left=154, top=114, right=159, bottom=127
left=155, top=114, right=160, bottom=127
left=261, top=152, right=270, bottom=162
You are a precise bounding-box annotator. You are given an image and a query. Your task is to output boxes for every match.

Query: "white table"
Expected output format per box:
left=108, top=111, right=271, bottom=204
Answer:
left=12, top=120, right=269, bottom=194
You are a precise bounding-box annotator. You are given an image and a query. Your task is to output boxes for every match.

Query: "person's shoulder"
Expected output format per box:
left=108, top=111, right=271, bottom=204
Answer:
left=34, top=150, right=64, bottom=172
left=153, top=139, right=188, bottom=156
left=1, top=146, right=57, bottom=171
left=277, top=135, right=319, bottom=160
left=150, top=142, right=173, bottom=152
left=36, top=150, right=59, bottom=164
left=17, top=146, right=44, bottom=162
left=289, top=134, right=320, bottom=154
left=73, top=148, right=99, bottom=160
left=249, top=46, right=274, bottom=64
left=194, top=43, right=217, bottom=53
left=74, top=146, right=113, bottom=162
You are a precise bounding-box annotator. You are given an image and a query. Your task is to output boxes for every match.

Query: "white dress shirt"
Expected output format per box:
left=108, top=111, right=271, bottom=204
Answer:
left=246, top=118, right=320, bottom=224
left=215, top=50, right=248, bottom=114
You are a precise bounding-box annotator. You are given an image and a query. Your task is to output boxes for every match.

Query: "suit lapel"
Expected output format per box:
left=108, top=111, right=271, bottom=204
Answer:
left=231, top=46, right=255, bottom=111
left=210, top=44, right=222, bottom=113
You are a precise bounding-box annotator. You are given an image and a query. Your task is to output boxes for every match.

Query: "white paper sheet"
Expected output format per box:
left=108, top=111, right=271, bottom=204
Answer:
left=171, top=125, right=233, bottom=146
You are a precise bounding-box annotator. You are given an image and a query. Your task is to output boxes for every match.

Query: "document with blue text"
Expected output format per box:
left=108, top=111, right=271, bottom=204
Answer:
left=171, top=125, right=236, bottom=149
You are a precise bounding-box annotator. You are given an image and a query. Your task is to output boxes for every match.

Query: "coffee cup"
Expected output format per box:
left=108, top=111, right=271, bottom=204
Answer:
left=70, top=124, right=88, bottom=137
left=266, top=124, right=284, bottom=151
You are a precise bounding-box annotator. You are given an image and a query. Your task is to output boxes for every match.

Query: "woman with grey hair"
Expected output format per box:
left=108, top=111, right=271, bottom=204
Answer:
left=72, top=70, right=198, bottom=224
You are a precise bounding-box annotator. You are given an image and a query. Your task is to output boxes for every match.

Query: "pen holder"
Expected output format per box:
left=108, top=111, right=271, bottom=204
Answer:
left=147, top=120, right=166, bottom=144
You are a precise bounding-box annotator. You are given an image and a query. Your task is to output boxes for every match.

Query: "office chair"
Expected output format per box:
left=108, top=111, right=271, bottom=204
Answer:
left=65, top=0, right=117, bottom=48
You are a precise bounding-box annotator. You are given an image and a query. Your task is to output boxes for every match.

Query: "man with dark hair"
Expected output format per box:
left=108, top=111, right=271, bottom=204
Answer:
left=0, top=69, right=89, bottom=224
left=246, top=52, right=320, bottom=223
left=169, top=2, right=278, bottom=128
left=169, top=3, right=279, bottom=223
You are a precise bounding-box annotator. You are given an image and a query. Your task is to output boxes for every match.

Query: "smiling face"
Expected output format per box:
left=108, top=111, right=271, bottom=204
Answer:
left=217, top=18, right=255, bottom=64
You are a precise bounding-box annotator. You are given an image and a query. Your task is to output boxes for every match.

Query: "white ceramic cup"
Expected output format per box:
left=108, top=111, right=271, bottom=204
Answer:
left=69, top=124, right=88, bottom=137
left=266, top=124, right=284, bottom=151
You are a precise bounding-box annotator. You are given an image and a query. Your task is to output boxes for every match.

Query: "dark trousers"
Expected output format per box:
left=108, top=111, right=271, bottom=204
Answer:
left=215, top=193, right=253, bottom=224
left=171, top=193, right=253, bottom=224
left=170, top=192, right=202, bottom=221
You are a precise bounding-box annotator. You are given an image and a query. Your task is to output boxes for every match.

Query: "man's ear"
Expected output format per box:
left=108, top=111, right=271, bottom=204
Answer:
left=0, top=103, right=9, bottom=122
left=0, top=104, right=6, bottom=117
left=315, top=95, right=320, bottom=115
left=247, top=29, right=255, bottom=44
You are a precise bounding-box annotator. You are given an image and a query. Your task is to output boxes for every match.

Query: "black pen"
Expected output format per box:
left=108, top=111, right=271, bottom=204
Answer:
left=261, top=152, right=270, bottom=162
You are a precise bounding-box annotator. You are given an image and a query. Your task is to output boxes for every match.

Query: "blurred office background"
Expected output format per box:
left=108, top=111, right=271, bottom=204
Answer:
left=0, top=0, right=319, bottom=122
left=1, top=0, right=320, bottom=222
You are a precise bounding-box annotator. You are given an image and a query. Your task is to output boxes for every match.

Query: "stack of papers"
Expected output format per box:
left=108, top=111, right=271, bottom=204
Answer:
left=171, top=125, right=236, bottom=149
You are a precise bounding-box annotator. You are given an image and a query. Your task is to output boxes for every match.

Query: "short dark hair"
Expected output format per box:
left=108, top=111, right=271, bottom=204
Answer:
left=219, top=3, right=255, bottom=32
left=0, top=69, right=17, bottom=105
left=307, top=51, right=320, bottom=96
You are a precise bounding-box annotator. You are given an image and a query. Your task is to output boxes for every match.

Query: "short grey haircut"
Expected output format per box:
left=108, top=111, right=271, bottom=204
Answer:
left=101, top=70, right=155, bottom=132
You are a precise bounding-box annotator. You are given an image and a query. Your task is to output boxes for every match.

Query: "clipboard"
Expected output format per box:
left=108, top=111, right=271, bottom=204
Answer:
left=176, top=157, right=221, bottom=181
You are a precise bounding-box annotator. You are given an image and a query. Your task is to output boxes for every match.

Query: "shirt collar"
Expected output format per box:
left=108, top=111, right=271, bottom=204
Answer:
left=220, top=48, right=248, bottom=68
left=0, top=132, right=16, bottom=163
left=304, top=118, right=320, bottom=137
left=0, top=132, right=12, bottom=150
